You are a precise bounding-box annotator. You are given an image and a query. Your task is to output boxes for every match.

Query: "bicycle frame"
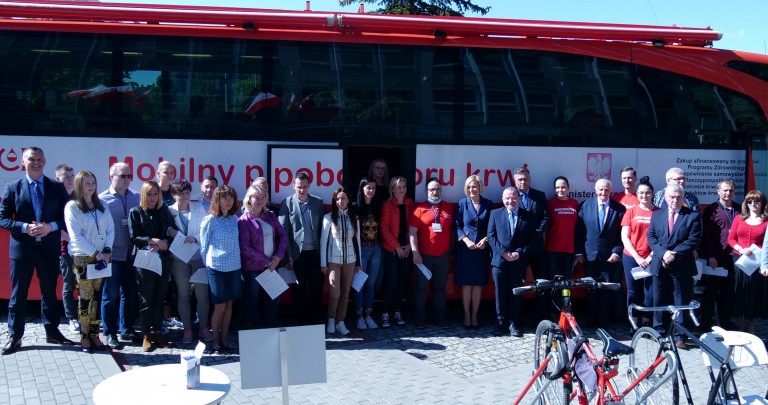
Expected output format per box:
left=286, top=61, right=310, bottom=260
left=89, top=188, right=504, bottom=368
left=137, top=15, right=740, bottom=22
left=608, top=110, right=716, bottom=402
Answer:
left=629, top=302, right=741, bottom=405
left=514, top=277, right=677, bottom=405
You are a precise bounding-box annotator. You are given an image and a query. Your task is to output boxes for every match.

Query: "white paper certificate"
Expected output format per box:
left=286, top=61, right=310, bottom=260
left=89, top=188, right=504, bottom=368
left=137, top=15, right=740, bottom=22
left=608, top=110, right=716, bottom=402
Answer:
left=351, top=270, right=369, bottom=292
left=189, top=268, right=209, bottom=285
left=133, top=250, right=162, bottom=275
left=86, top=262, right=112, bottom=279
left=278, top=267, right=298, bottom=285
left=416, top=263, right=432, bottom=280
left=256, top=270, right=289, bottom=300
left=169, top=233, right=199, bottom=263
left=631, top=266, right=652, bottom=280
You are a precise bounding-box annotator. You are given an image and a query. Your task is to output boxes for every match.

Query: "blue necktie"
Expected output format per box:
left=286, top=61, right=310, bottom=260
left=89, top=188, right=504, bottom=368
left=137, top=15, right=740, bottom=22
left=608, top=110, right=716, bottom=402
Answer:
left=598, top=203, right=606, bottom=232
left=520, top=193, right=528, bottom=210
left=33, top=180, right=43, bottom=221
left=508, top=210, right=516, bottom=238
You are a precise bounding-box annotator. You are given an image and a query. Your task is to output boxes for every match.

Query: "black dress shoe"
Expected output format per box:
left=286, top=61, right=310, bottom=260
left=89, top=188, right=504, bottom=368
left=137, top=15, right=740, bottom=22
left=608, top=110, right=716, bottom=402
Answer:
left=46, top=332, right=76, bottom=345
left=107, top=335, right=121, bottom=349
left=1, top=338, right=22, bottom=355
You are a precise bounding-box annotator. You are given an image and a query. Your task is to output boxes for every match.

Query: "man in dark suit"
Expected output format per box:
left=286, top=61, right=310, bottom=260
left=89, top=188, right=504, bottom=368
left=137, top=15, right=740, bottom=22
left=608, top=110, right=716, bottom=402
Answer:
left=647, top=184, right=702, bottom=347
left=487, top=187, right=535, bottom=337
left=513, top=167, right=550, bottom=321
left=278, top=172, right=324, bottom=324
left=576, top=179, right=626, bottom=326
left=1, top=147, right=75, bottom=355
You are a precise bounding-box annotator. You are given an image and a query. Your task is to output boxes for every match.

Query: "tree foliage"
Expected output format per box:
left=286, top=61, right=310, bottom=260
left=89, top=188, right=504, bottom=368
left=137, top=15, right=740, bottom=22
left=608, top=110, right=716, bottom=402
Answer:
left=339, top=0, right=490, bottom=17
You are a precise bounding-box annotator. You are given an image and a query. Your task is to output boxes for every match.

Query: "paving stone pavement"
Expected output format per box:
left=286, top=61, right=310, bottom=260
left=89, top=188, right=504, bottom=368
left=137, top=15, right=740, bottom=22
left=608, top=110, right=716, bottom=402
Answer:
left=2, top=308, right=767, bottom=404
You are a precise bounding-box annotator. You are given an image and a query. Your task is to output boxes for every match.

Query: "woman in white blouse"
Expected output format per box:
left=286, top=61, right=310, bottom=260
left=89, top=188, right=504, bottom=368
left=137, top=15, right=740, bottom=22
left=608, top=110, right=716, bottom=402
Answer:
left=64, top=171, right=115, bottom=352
left=321, top=187, right=362, bottom=336
left=169, top=180, right=212, bottom=344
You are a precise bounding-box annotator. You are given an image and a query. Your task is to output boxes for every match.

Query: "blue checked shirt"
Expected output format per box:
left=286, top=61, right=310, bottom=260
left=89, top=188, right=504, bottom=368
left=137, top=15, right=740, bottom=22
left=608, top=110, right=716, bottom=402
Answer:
left=99, top=187, right=140, bottom=261
left=200, top=214, right=241, bottom=272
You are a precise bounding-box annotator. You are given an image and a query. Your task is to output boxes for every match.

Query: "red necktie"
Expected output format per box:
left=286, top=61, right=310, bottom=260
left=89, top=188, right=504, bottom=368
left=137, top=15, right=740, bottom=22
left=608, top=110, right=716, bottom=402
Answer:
left=668, top=211, right=675, bottom=234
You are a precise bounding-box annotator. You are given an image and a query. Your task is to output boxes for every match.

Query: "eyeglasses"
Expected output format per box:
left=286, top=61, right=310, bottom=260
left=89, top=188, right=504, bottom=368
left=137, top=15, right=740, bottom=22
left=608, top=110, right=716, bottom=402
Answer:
left=747, top=200, right=761, bottom=205
left=115, top=174, right=133, bottom=179
left=669, top=177, right=686, bottom=182
left=427, top=188, right=442, bottom=192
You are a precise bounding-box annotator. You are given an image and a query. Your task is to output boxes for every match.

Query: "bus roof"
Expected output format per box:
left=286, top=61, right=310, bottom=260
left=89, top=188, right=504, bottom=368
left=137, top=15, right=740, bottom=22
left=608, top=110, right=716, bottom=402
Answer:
left=0, top=0, right=721, bottom=46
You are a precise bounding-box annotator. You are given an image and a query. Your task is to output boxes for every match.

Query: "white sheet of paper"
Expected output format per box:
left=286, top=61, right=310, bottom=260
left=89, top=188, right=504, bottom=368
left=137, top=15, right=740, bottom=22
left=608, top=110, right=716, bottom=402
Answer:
left=631, top=266, right=652, bottom=280
left=189, top=268, right=208, bottom=285
left=133, top=249, right=162, bottom=275
left=256, top=269, right=289, bottom=300
left=703, top=266, right=728, bottom=277
left=351, top=270, right=369, bottom=292
left=735, top=253, right=759, bottom=276
left=278, top=267, right=298, bottom=284
left=86, top=262, right=112, bottom=279
left=169, top=232, right=199, bottom=263
left=694, top=259, right=706, bottom=280
left=416, top=263, right=432, bottom=280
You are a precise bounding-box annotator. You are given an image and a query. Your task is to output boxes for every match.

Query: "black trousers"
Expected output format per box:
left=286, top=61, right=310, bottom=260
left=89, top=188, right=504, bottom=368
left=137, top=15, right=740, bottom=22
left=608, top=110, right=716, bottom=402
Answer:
left=136, top=258, right=171, bottom=334
left=290, top=249, right=323, bottom=321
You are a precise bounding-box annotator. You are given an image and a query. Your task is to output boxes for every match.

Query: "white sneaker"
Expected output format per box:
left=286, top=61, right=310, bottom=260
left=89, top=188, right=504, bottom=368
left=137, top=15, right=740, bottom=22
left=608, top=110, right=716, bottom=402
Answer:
left=356, top=317, right=367, bottom=330
left=336, top=321, right=350, bottom=336
left=365, top=316, right=378, bottom=329
left=381, top=313, right=391, bottom=328
left=69, top=319, right=80, bottom=333
left=326, top=318, right=335, bottom=334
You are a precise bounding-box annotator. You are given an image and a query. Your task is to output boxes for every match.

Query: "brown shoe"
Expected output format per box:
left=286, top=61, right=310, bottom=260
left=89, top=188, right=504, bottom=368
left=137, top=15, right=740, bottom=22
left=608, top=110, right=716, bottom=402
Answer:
left=153, top=332, right=171, bottom=349
left=675, top=340, right=688, bottom=350
left=142, top=334, right=154, bottom=352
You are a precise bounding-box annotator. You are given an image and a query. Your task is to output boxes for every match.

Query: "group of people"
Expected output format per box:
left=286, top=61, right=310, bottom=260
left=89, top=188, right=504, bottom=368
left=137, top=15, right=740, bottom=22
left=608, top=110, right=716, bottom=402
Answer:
left=2, top=147, right=766, bottom=357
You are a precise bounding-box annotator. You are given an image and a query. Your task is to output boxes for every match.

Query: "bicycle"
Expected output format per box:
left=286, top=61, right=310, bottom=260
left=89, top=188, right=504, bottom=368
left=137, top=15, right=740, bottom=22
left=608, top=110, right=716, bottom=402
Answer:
left=629, top=302, right=768, bottom=404
left=513, top=276, right=678, bottom=405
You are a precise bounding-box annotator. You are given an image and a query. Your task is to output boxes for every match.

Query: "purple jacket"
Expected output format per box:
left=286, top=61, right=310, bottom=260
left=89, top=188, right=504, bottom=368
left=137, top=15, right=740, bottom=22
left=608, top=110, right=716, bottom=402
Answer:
left=238, top=210, right=287, bottom=271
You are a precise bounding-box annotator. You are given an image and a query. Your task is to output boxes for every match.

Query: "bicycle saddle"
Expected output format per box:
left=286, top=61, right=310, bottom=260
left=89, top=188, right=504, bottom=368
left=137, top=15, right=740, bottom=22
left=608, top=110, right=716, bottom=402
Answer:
left=597, top=328, right=634, bottom=357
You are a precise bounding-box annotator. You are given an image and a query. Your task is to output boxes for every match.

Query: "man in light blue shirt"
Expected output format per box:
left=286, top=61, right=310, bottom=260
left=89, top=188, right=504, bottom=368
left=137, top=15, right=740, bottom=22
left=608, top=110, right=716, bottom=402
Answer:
left=99, top=162, right=141, bottom=348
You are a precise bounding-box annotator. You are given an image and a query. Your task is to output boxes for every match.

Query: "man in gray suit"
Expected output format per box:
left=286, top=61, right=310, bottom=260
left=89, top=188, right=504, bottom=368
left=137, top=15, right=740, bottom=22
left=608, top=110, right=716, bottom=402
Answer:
left=279, top=172, right=324, bottom=324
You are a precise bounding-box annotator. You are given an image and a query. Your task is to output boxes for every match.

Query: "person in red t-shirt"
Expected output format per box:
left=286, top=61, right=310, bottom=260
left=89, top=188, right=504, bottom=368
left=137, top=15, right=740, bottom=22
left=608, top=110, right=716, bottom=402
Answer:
left=544, top=176, right=578, bottom=319
left=620, top=177, right=659, bottom=330
left=409, top=177, right=455, bottom=328
left=612, top=166, right=640, bottom=209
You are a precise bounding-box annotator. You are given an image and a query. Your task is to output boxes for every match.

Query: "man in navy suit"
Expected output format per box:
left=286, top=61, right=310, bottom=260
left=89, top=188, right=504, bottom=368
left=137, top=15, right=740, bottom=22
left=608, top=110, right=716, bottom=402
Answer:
left=1, top=147, right=75, bottom=355
left=576, top=179, right=626, bottom=326
left=513, top=167, right=550, bottom=321
left=647, top=184, right=702, bottom=347
left=487, top=187, right=535, bottom=337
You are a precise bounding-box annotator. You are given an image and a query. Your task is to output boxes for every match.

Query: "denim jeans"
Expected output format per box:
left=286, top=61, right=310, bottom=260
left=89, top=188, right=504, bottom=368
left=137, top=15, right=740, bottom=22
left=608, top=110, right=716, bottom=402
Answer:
left=59, top=255, right=78, bottom=321
left=355, top=244, right=382, bottom=313
left=101, top=260, right=138, bottom=336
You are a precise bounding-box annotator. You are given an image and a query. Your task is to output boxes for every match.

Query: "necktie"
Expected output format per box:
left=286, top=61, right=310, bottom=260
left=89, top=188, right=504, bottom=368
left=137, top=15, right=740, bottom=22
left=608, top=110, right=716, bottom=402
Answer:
left=598, top=203, right=605, bottom=232
left=508, top=210, right=516, bottom=238
left=33, top=180, right=44, bottom=221
left=520, top=193, right=528, bottom=210
left=668, top=210, right=675, bottom=234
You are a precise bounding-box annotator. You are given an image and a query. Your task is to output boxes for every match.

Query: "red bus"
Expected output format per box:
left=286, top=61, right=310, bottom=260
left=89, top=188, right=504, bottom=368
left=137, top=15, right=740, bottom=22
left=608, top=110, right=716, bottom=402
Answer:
left=1, top=1, right=767, bottom=300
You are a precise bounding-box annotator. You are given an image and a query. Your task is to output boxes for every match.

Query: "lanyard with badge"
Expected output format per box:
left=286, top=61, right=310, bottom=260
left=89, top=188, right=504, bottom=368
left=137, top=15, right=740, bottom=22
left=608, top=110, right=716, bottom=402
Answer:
left=430, top=202, right=442, bottom=232
left=91, top=209, right=106, bottom=247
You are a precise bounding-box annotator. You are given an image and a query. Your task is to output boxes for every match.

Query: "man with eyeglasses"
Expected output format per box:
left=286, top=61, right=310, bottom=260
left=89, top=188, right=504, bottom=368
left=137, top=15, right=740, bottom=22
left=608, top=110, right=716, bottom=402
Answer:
left=653, top=167, right=700, bottom=211
left=99, top=162, right=141, bottom=348
left=409, top=177, right=455, bottom=328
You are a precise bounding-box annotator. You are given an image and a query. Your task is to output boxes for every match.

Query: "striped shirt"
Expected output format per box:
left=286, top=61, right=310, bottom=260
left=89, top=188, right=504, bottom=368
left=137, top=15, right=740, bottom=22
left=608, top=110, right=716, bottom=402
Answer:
left=200, top=214, right=241, bottom=272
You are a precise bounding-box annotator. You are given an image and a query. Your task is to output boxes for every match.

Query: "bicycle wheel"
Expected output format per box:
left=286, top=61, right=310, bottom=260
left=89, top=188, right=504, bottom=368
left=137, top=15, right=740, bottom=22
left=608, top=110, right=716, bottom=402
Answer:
left=533, top=320, right=568, bottom=405
left=629, top=326, right=678, bottom=405
left=723, top=364, right=768, bottom=404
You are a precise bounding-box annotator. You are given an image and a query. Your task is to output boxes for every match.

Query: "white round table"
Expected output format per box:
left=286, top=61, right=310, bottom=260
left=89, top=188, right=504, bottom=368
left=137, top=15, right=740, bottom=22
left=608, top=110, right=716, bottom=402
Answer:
left=93, top=364, right=230, bottom=405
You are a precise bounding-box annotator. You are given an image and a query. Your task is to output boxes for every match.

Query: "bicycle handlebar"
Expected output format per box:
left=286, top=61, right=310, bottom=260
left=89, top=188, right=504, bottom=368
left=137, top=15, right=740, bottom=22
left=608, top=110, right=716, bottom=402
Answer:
left=512, top=277, right=621, bottom=295
left=628, top=301, right=701, bottom=329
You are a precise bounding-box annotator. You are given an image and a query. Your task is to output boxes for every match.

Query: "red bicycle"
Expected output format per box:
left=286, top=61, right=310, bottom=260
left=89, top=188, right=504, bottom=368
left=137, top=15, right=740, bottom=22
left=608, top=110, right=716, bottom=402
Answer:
left=513, top=276, right=678, bottom=405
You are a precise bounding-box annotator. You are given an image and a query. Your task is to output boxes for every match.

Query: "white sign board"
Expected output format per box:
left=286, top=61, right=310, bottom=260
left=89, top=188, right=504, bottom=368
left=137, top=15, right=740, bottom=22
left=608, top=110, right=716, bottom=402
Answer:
left=239, top=325, right=326, bottom=389
left=414, top=145, right=746, bottom=205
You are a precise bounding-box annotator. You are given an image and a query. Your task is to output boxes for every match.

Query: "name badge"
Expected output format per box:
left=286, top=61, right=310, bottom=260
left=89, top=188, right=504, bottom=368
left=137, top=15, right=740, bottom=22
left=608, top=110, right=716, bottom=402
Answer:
left=122, top=219, right=129, bottom=226
left=94, top=235, right=106, bottom=246
left=432, top=223, right=442, bottom=232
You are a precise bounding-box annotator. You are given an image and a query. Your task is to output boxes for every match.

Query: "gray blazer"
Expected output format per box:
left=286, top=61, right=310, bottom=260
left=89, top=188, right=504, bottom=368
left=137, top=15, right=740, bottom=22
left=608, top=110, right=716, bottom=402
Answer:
left=278, top=193, right=324, bottom=260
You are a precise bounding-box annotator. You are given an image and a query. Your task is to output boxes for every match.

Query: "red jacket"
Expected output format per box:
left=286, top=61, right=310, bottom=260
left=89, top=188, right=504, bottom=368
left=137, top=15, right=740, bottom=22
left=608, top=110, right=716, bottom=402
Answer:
left=380, top=197, right=415, bottom=253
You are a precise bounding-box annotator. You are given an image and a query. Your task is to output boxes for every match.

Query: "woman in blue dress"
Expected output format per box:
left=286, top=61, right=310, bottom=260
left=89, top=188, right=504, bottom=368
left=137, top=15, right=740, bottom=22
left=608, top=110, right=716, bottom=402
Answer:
left=453, top=175, right=492, bottom=329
